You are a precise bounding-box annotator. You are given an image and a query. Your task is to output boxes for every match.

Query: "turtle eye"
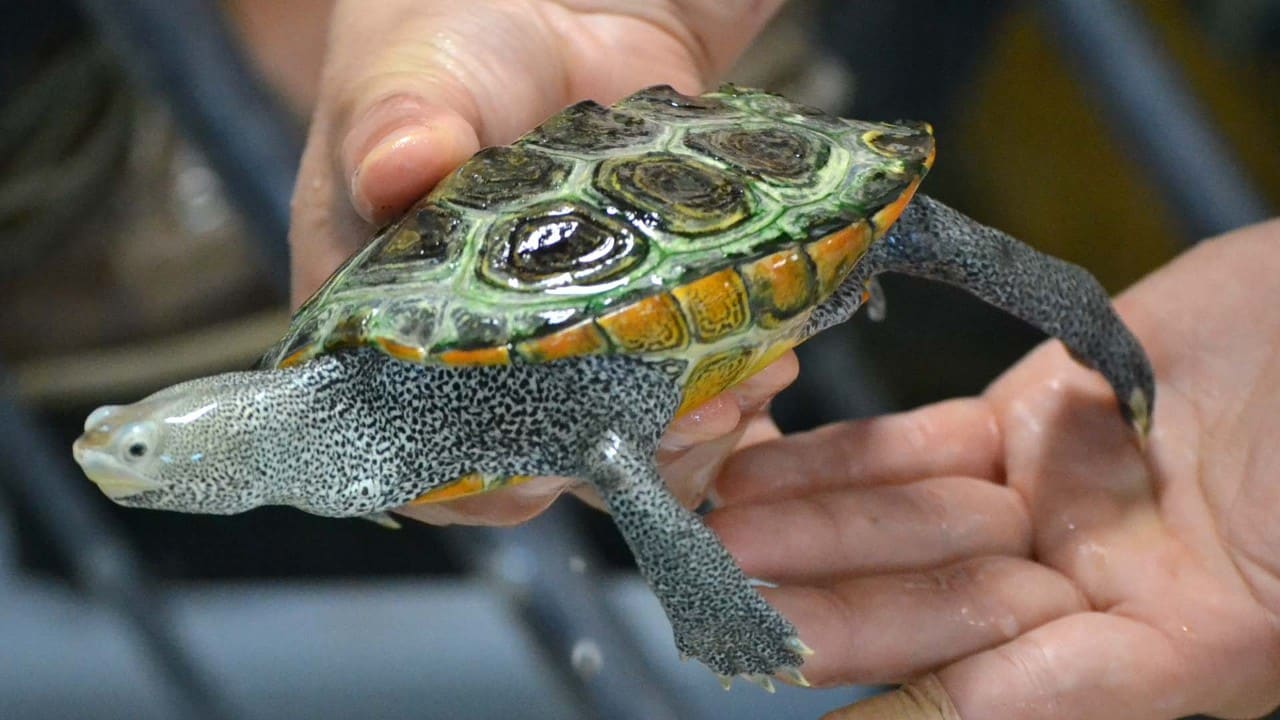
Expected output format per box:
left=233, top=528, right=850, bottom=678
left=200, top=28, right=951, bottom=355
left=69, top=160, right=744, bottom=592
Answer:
left=118, top=423, right=158, bottom=464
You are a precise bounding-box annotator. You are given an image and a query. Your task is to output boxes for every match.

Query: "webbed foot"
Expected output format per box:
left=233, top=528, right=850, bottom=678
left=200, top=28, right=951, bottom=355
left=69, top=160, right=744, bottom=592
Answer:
left=668, top=587, right=806, bottom=679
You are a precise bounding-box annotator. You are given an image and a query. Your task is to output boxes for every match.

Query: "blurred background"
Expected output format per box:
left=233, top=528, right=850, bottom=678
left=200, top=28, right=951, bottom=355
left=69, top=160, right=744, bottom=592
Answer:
left=1, top=0, right=1277, bottom=718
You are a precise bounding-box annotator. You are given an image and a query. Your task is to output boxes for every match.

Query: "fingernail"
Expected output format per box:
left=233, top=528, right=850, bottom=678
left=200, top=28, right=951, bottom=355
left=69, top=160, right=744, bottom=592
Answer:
left=349, top=124, right=432, bottom=220
left=342, top=93, right=439, bottom=218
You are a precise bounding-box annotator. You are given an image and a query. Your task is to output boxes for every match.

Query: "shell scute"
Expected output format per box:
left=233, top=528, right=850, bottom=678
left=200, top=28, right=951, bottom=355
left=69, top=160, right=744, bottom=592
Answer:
left=374, top=337, right=427, bottom=364
left=437, top=346, right=511, bottom=366
left=679, top=346, right=755, bottom=413
left=683, top=126, right=830, bottom=185
left=433, top=146, right=570, bottom=209
left=738, top=247, right=818, bottom=328
left=368, top=203, right=465, bottom=267
left=596, top=293, right=690, bottom=353
left=594, top=153, right=754, bottom=236
left=323, top=308, right=373, bottom=353
left=670, top=268, right=751, bottom=342
left=480, top=201, right=647, bottom=291
left=515, top=321, right=610, bottom=362
left=805, top=221, right=873, bottom=298
left=525, top=100, right=659, bottom=151
left=274, top=84, right=937, bottom=388
left=449, top=308, right=507, bottom=350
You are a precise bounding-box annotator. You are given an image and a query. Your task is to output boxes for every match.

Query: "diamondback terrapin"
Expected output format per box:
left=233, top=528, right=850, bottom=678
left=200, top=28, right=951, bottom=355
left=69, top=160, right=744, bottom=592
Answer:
left=73, top=84, right=1154, bottom=687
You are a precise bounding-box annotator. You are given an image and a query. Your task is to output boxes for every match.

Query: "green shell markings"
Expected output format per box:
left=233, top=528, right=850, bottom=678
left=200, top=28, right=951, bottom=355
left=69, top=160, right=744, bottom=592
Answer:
left=76, top=82, right=1159, bottom=686
left=594, top=153, right=755, bottom=236
left=481, top=201, right=647, bottom=291
left=266, top=84, right=935, bottom=381
left=367, top=203, right=465, bottom=267
left=433, top=145, right=571, bottom=209
left=525, top=100, right=659, bottom=151
left=683, top=126, right=830, bottom=184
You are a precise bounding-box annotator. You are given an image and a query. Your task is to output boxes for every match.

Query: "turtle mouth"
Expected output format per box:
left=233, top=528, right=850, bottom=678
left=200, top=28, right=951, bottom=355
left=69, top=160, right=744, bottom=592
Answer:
left=72, top=436, right=162, bottom=499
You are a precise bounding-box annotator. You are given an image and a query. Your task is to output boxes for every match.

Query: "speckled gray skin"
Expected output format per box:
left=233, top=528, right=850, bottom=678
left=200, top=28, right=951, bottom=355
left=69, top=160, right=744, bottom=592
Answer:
left=79, top=347, right=804, bottom=677
left=807, top=194, right=1155, bottom=433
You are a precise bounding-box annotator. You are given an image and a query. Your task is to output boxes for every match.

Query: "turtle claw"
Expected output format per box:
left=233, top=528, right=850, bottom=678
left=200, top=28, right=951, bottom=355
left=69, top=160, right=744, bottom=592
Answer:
left=712, top=670, right=788, bottom=693
left=785, top=636, right=815, bottom=657
left=864, top=278, right=888, bottom=322
left=1128, top=387, right=1151, bottom=449
left=777, top=665, right=811, bottom=688
left=747, top=674, right=776, bottom=693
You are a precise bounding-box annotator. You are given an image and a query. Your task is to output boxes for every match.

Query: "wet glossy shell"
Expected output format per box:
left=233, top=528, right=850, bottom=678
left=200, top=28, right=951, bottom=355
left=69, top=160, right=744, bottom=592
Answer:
left=266, top=84, right=935, bottom=412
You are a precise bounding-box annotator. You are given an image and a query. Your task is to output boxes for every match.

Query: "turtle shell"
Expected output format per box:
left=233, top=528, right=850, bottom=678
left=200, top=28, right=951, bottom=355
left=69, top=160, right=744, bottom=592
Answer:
left=266, top=84, right=934, bottom=412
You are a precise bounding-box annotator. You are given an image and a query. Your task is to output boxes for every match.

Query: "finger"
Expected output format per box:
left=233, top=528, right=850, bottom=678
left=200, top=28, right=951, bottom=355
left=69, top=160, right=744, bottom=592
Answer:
left=933, top=613, right=1201, bottom=720
left=822, top=675, right=959, bottom=720
left=735, top=409, right=783, bottom=450
left=766, top=556, right=1087, bottom=686
left=659, top=423, right=749, bottom=509
left=342, top=98, right=479, bottom=222
left=394, top=475, right=574, bottom=526
left=982, top=343, right=1168, bottom=608
left=715, top=398, right=1003, bottom=506
left=709, top=476, right=1032, bottom=583
left=324, top=1, right=556, bottom=224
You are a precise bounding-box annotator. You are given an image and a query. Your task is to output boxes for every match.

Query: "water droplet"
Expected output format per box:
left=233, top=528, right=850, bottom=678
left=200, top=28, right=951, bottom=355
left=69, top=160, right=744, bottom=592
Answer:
left=571, top=639, right=603, bottom=678
left=568, top=555, right=587, bottom=574
left=996, top=615, right=1019, bottom=638
left=173, top=163, right=231, bottom=235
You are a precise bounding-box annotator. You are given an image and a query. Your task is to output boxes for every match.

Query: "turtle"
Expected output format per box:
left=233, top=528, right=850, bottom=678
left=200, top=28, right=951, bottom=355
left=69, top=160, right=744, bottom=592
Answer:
left=72, top=84, right=1154, bottom=688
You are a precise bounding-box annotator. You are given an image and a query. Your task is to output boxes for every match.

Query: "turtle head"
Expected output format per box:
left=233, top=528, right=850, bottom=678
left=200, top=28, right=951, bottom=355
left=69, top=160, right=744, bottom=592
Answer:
left=73, top=371, right=277, bottom=514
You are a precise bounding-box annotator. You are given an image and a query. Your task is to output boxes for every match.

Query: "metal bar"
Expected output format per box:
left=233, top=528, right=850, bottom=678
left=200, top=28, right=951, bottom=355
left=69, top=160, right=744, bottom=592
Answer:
left=74, top=0, right=300, bottom=293
left=1037, top=0, right=1272, bottom=242
left=0, top=496, right=14, bottom=586
left=0, top=381, right=234, bottom=720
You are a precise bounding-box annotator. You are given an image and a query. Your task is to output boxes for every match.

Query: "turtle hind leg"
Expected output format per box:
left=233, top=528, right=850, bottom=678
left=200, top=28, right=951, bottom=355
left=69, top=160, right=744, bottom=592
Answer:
left=864, top=194, right=1155, bottom=437
left=577, top=418, right=805, bottom=681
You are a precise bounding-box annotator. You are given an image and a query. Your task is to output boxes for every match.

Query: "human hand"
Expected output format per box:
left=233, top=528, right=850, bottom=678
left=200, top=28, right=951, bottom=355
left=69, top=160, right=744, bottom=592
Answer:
left=287, top=0, right=788, bottom=525
left=708, top=220, right=1280, bottom=719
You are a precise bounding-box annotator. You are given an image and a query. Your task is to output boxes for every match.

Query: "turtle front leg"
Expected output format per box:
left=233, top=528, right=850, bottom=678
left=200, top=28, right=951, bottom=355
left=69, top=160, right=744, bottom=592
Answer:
left=580, top=429, right=808, bottom=688
left=812, top=194, right=1155, bottom=437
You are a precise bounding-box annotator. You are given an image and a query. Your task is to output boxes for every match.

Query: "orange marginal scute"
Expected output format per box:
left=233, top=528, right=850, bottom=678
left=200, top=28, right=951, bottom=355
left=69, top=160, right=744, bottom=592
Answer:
left=596, top=293, right=690, bottom=353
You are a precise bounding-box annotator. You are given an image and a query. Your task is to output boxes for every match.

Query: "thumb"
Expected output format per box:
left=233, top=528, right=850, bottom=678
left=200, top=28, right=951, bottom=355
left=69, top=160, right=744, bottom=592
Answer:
left=823, top=676, right=960, bottom=720
left=340, top=93, right=480, bottom=226
left=287, top=0, right=578, bottom=304
left=323, top=0, right=577, bottom=225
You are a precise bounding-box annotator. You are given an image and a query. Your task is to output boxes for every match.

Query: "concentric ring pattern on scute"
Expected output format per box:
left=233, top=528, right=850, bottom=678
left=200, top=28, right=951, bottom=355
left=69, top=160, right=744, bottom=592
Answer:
left=266, top=84, right=935, bottom=383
